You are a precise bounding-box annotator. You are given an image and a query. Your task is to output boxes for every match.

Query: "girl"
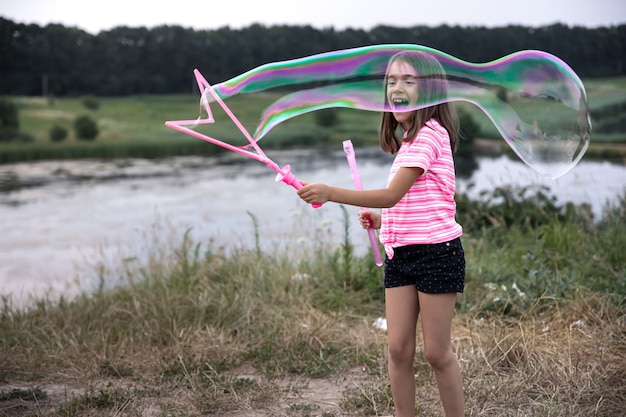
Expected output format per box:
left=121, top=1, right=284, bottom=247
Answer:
left=297, top=50, right=465, bottom=417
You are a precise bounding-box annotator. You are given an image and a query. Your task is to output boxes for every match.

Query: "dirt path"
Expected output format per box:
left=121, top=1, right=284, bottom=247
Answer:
left=1, top=368, right=402, bottom=416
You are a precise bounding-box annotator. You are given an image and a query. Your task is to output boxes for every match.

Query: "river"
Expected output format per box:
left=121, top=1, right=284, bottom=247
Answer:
left=1, top=149, right=624, bottom=305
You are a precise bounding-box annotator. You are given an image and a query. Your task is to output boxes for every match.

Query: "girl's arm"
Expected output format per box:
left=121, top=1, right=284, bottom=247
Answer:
left=297, top=166, right=423, bottom=208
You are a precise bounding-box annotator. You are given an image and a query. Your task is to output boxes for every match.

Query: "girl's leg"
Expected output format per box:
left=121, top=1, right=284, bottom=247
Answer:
left=418, top=292, right=464, bottom=417
left=385, top=285, right=420, bottom=417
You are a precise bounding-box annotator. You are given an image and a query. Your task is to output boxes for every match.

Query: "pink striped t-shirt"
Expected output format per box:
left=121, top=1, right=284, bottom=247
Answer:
left=379, top=119, right=462, bottom=259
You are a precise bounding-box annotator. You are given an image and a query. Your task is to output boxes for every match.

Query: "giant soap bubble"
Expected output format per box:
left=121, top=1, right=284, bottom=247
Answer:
left=203, top=44, right=591, bottom=179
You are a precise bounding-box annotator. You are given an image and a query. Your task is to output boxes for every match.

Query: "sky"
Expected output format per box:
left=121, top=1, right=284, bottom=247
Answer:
left=1, top=0, right=625, bottom=34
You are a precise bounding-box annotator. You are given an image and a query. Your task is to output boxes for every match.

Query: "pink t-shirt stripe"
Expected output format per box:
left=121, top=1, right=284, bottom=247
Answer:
left=380, top=119, right=462, bottom=258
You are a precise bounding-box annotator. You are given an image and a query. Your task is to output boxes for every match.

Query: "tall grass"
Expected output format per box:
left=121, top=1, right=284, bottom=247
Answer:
left=0, top=188, right=624, bottom=416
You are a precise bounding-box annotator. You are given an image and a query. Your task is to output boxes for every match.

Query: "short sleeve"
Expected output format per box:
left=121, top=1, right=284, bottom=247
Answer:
left=399, top=125, right=444, bottom=173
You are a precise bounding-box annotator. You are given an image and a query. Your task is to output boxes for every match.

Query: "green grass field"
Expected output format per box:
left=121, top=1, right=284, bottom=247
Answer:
left=457, top=77, right=626, bottom=143
left=2, top=77, right=625, bottom=163
left=2, top=93, right=383, bottom=163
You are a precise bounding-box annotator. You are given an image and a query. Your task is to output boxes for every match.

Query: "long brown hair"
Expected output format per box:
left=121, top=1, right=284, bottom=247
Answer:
left=379, top=51, right=459, bottom=154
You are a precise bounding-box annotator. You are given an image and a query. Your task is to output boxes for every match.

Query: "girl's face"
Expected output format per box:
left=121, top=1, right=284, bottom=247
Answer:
left=386, top=60, right=419, bottom=127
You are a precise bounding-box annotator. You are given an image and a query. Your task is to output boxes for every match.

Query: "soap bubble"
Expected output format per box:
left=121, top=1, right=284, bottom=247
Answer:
left=206, top=44, right=591, bottom=179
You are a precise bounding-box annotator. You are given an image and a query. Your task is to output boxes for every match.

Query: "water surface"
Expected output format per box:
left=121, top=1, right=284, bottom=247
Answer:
left=1, top=150, right=624, bottom=304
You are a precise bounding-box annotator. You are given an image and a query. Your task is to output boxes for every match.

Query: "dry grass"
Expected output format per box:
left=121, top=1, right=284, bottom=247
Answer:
left=457, top=293, right=625, bottom=416
left=1, top=282, right=623, bottom=416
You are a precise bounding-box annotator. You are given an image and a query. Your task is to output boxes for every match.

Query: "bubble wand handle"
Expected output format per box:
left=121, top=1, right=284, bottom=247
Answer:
left=342, top=140, right=383, bottom=267
left=275, top=164, right=322, bottom=208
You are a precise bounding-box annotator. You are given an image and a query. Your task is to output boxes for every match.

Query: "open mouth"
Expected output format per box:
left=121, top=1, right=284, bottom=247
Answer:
left=391, top=98, right=410, bottom=110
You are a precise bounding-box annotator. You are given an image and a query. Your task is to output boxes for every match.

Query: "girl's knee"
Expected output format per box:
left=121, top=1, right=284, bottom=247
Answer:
left=388, top=340, right=416, bottom=364
left=423, top=345, right=454, bottom=369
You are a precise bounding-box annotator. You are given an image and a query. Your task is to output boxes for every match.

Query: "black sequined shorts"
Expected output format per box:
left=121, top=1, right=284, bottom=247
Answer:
left=384, top=237, right=465, bottom=294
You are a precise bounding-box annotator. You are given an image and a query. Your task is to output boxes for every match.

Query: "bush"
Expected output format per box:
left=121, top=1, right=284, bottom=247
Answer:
left=0, top=128, right=34, bottom=143
left=82, top=96, right=100, bottom=111
left=0, top=128, right=17, bottom=143
left=49, top=125, right=68, bottom=142
left=458, top=109, right=480, bottom=141
left=73, top=115, right=99, bottom=141
left=0, top=98, right=19, bottom=130
left=314, top=108, right=340, bottom=128
left=496, top=86, right=508, bottom=103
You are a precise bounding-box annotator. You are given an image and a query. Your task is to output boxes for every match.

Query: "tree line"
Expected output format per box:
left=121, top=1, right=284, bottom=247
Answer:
left=1, top=17, right=624, bottom=97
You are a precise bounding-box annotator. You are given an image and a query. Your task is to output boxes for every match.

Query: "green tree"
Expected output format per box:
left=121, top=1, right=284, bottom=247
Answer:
left=1, top=17, right=625, bottom=96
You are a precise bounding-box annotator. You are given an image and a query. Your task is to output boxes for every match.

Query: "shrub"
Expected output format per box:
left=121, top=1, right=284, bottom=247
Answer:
left=496, top=86, right=508, bottom=103
left=0, top=98, right=19, bottom=130
left=0, top=128, right=34, bottom=143
left=49, top=125, right=68, bottom=142
left=74, top=115, right=99, bottom=141
left=82, top=96, right=100, bottom=111
left=458, top=109, right=480, bottom=141
left=0, top=128, right=17, bottom=143
left=314, top=108, right=340, bottom=128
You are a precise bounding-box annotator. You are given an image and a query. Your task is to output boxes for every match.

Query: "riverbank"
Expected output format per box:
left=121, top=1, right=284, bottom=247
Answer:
left=471, top=137, right=626, bottom=164
left=2, top=149, right=625, bottom=304
left=1, top=139, right=624, bottom=195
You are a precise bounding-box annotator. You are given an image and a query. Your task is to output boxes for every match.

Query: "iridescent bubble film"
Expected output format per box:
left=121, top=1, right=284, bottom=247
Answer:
left=206, top=44, right=591, bottom=179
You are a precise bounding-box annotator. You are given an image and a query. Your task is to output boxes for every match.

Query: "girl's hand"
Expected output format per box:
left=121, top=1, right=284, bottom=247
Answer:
left=358, top=209, right=381, bottom=229
left=297, top=183, right=332, bottom=205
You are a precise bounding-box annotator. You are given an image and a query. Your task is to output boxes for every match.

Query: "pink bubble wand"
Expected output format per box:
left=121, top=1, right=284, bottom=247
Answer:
left=343, top=140, right=383, bottom=267
left=165, top=69, right=320, bottom=207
